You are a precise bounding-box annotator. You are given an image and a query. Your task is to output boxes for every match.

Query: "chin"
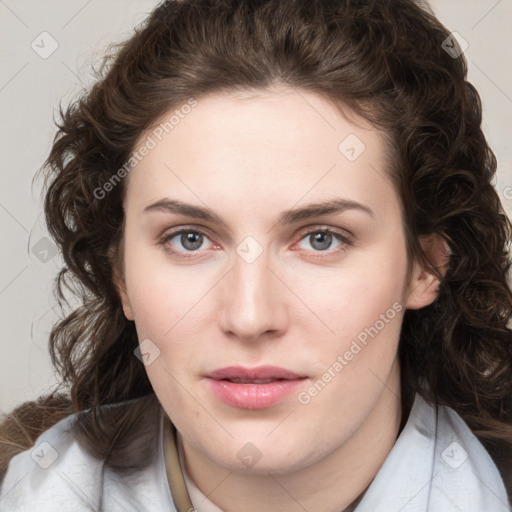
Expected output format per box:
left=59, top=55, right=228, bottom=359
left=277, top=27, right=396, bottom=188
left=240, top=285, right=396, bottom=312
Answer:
left=220, top=453, right=306, bottom=475
left=202, top=434, right=322, bottom=476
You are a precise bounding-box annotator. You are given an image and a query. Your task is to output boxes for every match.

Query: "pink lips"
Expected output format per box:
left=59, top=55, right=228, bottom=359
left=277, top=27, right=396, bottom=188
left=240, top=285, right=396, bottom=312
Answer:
left=205, top=366, right=307, bottom=409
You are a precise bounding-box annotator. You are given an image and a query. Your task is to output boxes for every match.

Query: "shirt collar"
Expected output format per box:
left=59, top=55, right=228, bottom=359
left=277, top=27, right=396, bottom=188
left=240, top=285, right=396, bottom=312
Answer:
left=354, top=391, right=510, bottom=511
left=162, top=391, right=510, bottom=512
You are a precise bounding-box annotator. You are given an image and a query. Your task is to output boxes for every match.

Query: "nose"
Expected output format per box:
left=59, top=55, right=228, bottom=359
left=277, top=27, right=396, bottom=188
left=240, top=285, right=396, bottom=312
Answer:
left=217, top=248, right=289, bottom=343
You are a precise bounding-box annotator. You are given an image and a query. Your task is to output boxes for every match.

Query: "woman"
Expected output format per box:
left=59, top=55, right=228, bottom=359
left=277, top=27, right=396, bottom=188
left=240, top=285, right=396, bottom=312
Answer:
left=1, top=0, right=511, bottom=510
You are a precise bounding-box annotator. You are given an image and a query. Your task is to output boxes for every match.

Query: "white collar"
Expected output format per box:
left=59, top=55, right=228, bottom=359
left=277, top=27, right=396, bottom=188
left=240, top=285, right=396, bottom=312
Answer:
left=172, top=392, right=510, bottom=512
left=354, top=392, right=510, bottom=511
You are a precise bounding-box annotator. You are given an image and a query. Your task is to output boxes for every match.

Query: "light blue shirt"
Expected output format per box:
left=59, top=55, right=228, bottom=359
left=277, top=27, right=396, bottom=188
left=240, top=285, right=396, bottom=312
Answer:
left=1, top=392, right=510, bottom=511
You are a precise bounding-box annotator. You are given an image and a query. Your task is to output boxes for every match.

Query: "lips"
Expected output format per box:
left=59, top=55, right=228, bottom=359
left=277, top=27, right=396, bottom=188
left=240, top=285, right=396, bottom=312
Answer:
left=224, top=378, right=277, bottom=384
left=205, top=366, right=307, bottom=409
left=207, top=365, right=305, bottom=381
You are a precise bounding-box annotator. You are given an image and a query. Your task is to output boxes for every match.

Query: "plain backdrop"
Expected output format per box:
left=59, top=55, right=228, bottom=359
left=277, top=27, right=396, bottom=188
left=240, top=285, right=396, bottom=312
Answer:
left=1, top=0, right=511, bottom=413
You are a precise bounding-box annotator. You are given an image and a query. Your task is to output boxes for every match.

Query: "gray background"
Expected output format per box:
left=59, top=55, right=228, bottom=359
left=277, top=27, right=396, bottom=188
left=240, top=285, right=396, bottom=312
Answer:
left=1, top=0, right=511, bottom=413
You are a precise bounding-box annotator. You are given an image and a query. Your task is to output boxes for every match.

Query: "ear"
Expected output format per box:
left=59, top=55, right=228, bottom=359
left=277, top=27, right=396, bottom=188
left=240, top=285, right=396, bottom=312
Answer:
left=405, top=234, right=451, bottom=310
left=109, top=247, right=135, bottom=321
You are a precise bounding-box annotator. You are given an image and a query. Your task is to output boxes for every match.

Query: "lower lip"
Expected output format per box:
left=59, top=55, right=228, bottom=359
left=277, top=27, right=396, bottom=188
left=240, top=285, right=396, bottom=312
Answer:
left=206, top=378, right=306, bottom=409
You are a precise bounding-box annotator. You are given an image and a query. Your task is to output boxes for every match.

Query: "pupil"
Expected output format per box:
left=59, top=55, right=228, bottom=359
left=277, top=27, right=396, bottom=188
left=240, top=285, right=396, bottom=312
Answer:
left=311, top=232, right=331, bottom=251
left=182, top=232, right=203, bottom=250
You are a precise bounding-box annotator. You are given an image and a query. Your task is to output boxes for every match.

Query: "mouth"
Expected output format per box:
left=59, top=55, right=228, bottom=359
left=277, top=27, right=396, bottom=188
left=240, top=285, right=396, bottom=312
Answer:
left=220, top=378, right=287, bottom=384
left=207, top=365, right=306, bottom=381
left=204, top=366, right=308, bottom=409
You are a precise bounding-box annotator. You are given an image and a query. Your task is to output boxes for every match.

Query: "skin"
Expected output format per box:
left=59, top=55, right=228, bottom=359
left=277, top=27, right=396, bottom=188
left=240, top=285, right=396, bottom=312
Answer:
left=114, top=86, right=443, bottom=512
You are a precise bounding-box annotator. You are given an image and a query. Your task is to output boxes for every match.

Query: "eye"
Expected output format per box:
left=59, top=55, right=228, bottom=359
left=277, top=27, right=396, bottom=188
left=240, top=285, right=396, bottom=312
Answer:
left=159, top=228, right=215, bottom=257
left=294, top=227, right=352, bottom=256
left=158, top=226, right=353, bottom=258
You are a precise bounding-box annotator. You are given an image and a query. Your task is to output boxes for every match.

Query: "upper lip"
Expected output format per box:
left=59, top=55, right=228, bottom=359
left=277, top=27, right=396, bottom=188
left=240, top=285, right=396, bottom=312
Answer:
left=206, top=365, right=306, bottom=380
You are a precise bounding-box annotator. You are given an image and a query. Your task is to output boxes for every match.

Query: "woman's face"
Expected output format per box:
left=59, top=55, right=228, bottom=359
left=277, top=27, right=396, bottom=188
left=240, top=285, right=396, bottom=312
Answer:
left=116, top=86, right=435, bottom=474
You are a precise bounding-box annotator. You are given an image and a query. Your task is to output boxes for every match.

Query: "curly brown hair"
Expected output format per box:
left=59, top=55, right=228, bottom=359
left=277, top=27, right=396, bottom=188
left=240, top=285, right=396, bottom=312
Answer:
left=1, top=0, right=512, bottom=502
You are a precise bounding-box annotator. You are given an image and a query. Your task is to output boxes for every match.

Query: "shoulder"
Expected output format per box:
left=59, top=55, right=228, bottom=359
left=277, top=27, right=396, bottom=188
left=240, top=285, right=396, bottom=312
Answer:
left=0, top=409, right=103, bottom=511
left=355, top=392, right=511, bottom=512
left=430, top=399, right=511, bottom=511
left=0, top=395, right=167, bottom=512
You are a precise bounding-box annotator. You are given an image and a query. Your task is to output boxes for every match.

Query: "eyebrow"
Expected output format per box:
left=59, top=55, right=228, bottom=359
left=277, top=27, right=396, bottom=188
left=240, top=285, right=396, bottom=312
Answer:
left=143, top=197, right=374, bottom=226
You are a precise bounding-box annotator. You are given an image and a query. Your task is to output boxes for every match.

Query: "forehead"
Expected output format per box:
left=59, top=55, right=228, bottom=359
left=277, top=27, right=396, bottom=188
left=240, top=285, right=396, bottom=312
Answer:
left=124, top=87, right=397, bottom=219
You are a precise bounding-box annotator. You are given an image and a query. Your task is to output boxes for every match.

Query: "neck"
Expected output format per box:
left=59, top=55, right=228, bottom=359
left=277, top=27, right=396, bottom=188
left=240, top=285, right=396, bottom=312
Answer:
left=172, top=361, right=403, bottom=512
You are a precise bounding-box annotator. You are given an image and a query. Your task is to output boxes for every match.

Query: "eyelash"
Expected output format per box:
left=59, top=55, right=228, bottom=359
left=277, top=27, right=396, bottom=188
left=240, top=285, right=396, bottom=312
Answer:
left=158, top=225, right=353, bottom=259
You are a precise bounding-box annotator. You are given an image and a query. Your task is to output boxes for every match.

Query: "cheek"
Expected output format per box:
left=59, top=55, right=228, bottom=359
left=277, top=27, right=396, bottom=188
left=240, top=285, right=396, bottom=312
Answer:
left=122, top=237, right=201, bottom=332
left=123, top=259, right=201, bottom=408
left=305, top=246, right=407, bottom=341
left=299, top=247, right=408, bottom=387
left=122, top=247, right=219, bottom=391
